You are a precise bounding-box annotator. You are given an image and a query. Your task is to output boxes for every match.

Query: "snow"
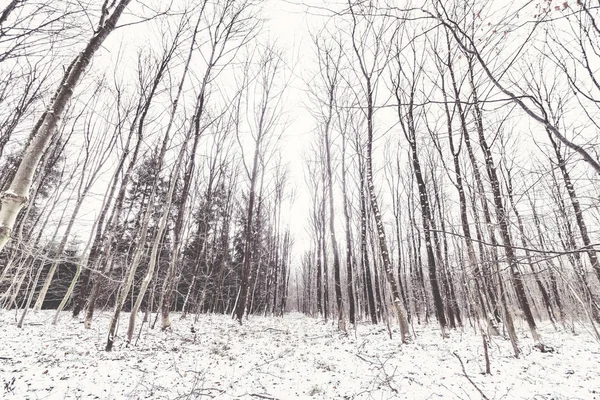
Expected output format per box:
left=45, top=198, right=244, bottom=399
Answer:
left=1, top=311, right=599, bottom=399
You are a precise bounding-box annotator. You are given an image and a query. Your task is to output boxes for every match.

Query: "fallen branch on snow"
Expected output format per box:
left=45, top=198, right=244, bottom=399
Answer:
left=452, top=352, right=490, bottom=400
left=250, top=393, right=278, bottom=399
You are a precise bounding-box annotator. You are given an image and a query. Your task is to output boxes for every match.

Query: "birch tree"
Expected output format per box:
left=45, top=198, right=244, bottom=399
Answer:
left=0, top=0, right=132, bottom=251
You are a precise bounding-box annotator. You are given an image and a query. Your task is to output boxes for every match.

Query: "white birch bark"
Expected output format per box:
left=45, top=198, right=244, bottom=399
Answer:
left=0, top=0, right=132, bottom=251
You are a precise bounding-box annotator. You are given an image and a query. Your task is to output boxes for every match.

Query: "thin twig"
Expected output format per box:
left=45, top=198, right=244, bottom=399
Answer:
left=250, top=393, right=278, bottom=400
left=452, top=352, right=490, bottom=400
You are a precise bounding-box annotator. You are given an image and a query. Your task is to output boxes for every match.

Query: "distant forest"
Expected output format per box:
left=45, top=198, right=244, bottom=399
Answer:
left=1, top=0, right=599, bottom=354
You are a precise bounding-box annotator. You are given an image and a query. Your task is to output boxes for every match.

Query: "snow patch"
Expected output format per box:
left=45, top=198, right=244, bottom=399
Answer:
left=0, top=311, right=599, bottom=399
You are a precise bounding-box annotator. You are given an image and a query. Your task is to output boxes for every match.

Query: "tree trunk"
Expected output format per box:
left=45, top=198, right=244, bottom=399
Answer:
left=364, top=77, right=410, bottom=342
left=359, top=163, right=377, bottom=324
left=323, top=85, right=345, bottom=330
left=341, top=130, right=356, bottom=324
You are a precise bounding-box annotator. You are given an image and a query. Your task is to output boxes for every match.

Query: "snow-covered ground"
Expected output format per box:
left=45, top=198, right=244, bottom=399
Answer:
left=1, top=311, right=599, bottom=399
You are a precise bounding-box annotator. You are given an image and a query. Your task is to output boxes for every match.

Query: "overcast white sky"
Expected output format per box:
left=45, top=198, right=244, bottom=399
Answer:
left=260, top=0, right=323, bottom=256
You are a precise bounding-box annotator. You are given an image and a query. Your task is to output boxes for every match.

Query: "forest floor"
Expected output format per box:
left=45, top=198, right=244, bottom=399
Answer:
left=0, top=310, right=599, bottom=399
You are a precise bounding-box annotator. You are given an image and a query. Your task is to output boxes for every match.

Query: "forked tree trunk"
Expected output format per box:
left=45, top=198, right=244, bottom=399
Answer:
left=161, top=6, right=229, bottom=329
left=445, top=53, right=517, bottom=351
left=72, top=100, right=135, bottom=319
left=88, top=35, right=177, bottom=333
left=106, top=53, right=181, bottom=346
left=233, top=49, right=282, bottom=323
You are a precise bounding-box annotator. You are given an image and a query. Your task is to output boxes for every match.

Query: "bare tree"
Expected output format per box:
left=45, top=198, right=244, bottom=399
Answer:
left=234, top=45, right=286, bottom=324
left=309, top=35, right=346, bottom=330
